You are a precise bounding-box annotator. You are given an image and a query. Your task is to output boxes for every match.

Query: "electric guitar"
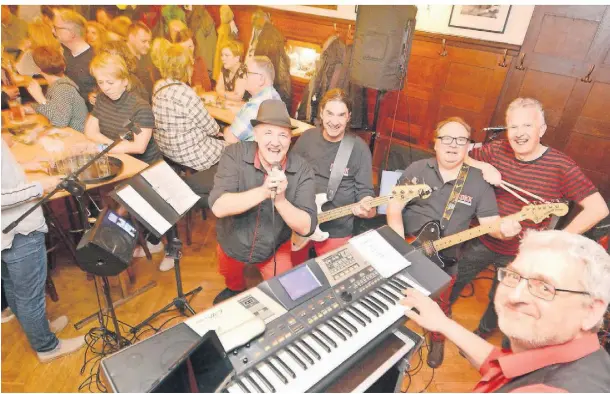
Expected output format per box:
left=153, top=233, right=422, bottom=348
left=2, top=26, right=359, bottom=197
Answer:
left=291, top=182, right=432, bottom=251
left=408, top=201, right=570, bottom=270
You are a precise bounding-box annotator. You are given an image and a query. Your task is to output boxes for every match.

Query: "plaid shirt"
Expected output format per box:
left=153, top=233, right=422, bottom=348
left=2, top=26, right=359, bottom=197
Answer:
left=227, top=85, right=281, bottom=141
left=152, top=79, right=224, bottom=171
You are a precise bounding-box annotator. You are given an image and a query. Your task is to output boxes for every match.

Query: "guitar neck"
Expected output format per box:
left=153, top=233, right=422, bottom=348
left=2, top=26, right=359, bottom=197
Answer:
left=318, top=195, right=391, bottom=224
left=432, top=212, right=523, bottom=252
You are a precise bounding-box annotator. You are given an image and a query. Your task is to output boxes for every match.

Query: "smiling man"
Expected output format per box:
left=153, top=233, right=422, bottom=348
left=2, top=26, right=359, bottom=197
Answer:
left=451, top=97, right=609, bottom=343
left=402, top=230, right=610, bottom=392
left=386, top=117, right=521, bottom=368
left=209, top=99, right=317, bottom=304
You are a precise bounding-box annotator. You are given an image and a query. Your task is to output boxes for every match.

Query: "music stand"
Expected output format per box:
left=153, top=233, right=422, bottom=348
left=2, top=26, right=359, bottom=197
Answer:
left=110, top=160, right=202, bottom=333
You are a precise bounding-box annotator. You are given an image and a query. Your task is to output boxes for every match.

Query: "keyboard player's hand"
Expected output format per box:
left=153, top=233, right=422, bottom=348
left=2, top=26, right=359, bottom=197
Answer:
left=400, top=288, right=450, bottom=333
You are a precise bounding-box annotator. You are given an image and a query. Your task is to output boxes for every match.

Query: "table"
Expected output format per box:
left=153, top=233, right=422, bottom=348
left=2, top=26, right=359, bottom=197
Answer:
left=200, top=91, right=312, bottom=137
left=3, top=113, right=148, bottom=200
left=10, top=74, right=48, bottom=87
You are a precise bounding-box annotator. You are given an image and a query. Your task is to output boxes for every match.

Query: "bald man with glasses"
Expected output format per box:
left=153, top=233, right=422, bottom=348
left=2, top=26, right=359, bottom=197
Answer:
left=401, top=230, right=610, bottom=392
left=387, top=117, right=521, bottom=368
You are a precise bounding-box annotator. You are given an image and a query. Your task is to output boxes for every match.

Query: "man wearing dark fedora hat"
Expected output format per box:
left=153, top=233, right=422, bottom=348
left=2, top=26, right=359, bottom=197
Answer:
left=209, top=99, right=318, bottom=304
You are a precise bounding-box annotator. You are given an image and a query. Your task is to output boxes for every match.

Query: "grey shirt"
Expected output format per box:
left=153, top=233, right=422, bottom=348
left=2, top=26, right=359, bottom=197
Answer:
left=399, top=158, right=498, bottom=258
left=1, top=140, right=48, bottom=250
left=209, top=142, right=317, bottom=263
left=291, top=128, right=374, bottom=238
left=33, top=76, right=88, bottom=132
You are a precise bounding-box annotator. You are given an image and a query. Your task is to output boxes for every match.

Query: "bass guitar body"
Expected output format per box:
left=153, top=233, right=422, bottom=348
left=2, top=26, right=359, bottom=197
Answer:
left=408, top=221, right=457, bottom=271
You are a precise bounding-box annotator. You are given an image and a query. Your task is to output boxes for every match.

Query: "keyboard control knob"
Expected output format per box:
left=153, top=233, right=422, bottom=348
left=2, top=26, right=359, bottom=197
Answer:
left=242, top=357, right=248, bottom=364
left=340, top=291, right=353, bottom=302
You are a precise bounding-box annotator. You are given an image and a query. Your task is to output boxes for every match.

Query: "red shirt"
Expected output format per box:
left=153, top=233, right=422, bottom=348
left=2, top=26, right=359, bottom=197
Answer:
left=471, top=140, right=597, bottom=256
left=473, top=333, right=602, bottom=392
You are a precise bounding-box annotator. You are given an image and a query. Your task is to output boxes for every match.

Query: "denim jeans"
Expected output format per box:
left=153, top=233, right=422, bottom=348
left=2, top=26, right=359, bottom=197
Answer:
left=449, top=238, right=514, bottom=331
left=1, top=231, right=58, bottom=352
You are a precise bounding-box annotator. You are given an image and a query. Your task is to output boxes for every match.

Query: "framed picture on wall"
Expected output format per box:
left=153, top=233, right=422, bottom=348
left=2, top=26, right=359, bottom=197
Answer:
left=448, top=5, right=512, bottom=33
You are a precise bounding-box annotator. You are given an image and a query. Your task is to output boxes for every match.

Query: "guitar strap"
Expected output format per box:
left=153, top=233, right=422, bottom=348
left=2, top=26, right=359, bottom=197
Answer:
left=326, top=133, right=356, bottom=202
left=440, top=163, right=470, bottom=232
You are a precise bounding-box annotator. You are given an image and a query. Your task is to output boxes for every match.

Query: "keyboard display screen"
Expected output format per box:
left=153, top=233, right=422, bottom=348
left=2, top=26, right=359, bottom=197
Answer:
left=278, top=265, right=322, bottom=301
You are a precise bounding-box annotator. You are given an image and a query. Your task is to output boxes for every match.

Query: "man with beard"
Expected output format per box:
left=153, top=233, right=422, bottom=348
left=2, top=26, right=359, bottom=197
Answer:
left=209, top=99, right=317, bottom=305
left=291, top=88, right=376, bottom=265
left=386, top=117, right=521, bottom=368
left=402, top=230, right=610, bottom=392
left=451, top=97, right=609, bottom=344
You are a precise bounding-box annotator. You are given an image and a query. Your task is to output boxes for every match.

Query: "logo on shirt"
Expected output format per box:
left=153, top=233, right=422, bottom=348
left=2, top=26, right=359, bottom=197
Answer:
left=458, top=194, right=473, bottom=206
left=329, top=163, right=350, bottom=176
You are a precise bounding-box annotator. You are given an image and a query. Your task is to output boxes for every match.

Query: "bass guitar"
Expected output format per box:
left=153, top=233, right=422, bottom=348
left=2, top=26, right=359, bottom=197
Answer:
left=291, top=182, right=432, bottom=251
left=408, top=201, right=569, bottom=270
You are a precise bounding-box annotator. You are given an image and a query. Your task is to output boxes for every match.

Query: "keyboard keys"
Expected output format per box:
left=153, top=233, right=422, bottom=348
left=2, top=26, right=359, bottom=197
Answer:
left=239, top=375, right=258, bottom=393
left=394, top=277, right=412, bottom=289
left=233, top=379, right=249, bottom=393
left=281, top=349, right=307, bottom=371
left=309, top=332, right=331, bottom=353
left=315, top=328, right=338, bottom=348
left=245, top=372, right=264, bottom=393
left=368, top=294, right=389, bottom=311
left=266, top=360, right=289, bottom=384
left=348, top=305, right=371, bottom=323
left=291, top=343, right=314, bottom=365
left=325, top=321, right=348, bottom=340
left=298, top=339, right=321, bottom=360
left=375, top=289, right=396, bottom=304
left=273, top=355, right=296, bottom=378
left=360, top=299, right=381, bottom=316
left=386, top=281, right=404, bottom=294
left=337, top=314, right=357, bottom=333
left=390, top=279, right=407, bottom=290
left=257, top=364, right=284, bottom=391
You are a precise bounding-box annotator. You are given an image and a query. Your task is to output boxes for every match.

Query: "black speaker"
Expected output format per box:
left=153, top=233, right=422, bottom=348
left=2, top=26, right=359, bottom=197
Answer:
left=76, top=208, right=138, bottom=277
left=350, top=5, right=418, bottom=91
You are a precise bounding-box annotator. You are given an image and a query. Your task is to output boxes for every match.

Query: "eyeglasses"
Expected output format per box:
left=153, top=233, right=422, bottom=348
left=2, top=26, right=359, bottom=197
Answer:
left=497, top=267, right=590, bottom=301
left=436, top=136, right=471, bottom=146
left=53, top=24, right=71, bottom=32
left=246, top=71, right=262, bottom=77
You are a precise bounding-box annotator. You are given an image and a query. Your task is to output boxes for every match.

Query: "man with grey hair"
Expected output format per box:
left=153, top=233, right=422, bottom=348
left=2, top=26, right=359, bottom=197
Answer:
left=52, top=8, right=96, bottom=107
left=450, top=97, right=609, bottom=342
left=223, top=56, right=281, bottom=144
left=402, top=230, right=610, bottom=392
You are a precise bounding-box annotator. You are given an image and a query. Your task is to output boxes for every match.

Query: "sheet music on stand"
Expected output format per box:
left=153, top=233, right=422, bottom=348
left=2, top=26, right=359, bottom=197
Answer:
left=111, top=160, right=200, bottom=238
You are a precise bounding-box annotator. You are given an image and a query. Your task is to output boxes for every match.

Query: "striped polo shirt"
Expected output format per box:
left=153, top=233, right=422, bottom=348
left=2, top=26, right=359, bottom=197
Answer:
left=92, top=90, right=161, bottom=164
left=472, top=140, right=597, bottom=256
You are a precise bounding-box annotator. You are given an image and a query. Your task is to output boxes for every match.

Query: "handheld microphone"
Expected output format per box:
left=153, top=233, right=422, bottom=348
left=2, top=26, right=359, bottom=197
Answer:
left=482, top=126, right=507, bottom=133
left=270, top=161, right=281, bottom=200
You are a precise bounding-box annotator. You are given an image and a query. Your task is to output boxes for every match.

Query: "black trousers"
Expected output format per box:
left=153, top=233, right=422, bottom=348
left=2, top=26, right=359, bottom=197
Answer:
left=449, top=238, right=514, bottom=331
left=183, top=163, right=219, bottom=209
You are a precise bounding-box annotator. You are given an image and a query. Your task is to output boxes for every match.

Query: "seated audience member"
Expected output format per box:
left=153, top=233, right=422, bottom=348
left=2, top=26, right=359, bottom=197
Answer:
left=86, top=52, right=175, bottom=271
left=15, top=20, right=60, bottom=76
left=126, top=22, right=156, bottom=99
left=95, top=6, right=115, bottom=29
left=209, top=99, right=317, bottom=304
left=39, top=5, right=56, bottom=30
left=224, top=56, right=280, bottom=144
left=166, top=18, right=187, bottom=42
left=402, top=230, right=610, bottom=392
left=25, top=46, right=88, bottom=132
left=106, top=15, right=131, bottom=41
left=85, top=21, right=107, bottom=52
left=97, top=40, right=148, bottom=101
left=152, top=44, right=223, bottom=172
left=451, top=97, right=609, bottom=341
left=150, top=37, right=171, bottom=71
left=85, top=53, right=160, bottom=164
left=215, top=40, right=247, bottom=102
left=1, top=5, right=28, bottom=54
left=53, top=9, right=96, bottom=108
left=169, top=26, right=211, bottom=92
left=2, top=139, right=85, bottom=363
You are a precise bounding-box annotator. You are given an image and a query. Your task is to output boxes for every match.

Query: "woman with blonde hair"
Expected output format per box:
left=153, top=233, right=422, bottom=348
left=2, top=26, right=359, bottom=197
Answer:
left=215, top=40, right=247, bottom=101
left=85, top=21, right=107, bottom=52
left=152, top=43, right=222, bottom=172
left=169, top=27, right=211, bottom=92
left=150, top=36, right=171, bottom=71
left=15, top=20, right=60, bottom=76
left=97, top=40, right=148, bottom=100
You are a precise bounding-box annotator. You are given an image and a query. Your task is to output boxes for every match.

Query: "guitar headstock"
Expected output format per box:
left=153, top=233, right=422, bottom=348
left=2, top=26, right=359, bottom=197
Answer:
left=391, top=181, right=432, bottom=202
left=519, top=200, right=569, bottom=223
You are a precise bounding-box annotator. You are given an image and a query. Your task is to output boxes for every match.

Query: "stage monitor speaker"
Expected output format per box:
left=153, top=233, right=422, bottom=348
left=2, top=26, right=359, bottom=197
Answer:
left=350, top=5, right=417, bottom=91
left=76, top=208, right=138, bottom=277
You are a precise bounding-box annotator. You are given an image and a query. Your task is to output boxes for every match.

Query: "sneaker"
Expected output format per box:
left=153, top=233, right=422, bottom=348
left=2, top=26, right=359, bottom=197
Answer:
left=1, top=307, right=15, bottom=323
left=213, top=288, right=245, bottom=305
left=49, top=316, right=68, bottom=334
left=133, top=241, right=164, bottom=258
left=37, top=336, right=86, bottom=363
left=158, top=256, right=175, bottom=272
left=426, top=339, right=445, bottom=368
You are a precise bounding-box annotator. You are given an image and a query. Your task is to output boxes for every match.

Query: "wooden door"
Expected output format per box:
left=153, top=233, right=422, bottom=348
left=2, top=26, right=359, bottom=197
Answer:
left=492, top=5, right=610, bottom=198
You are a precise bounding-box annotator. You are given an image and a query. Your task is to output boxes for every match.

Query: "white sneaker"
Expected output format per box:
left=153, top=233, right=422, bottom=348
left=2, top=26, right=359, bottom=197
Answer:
left=49, top=316, right=68, bottom=334
left=133, top=241, right=164, bottom=258
left=1, top=307, right=15, bottom=323
left=37, top=336, right=86, bottom=363
left=159, top=256, right=175, bottom=272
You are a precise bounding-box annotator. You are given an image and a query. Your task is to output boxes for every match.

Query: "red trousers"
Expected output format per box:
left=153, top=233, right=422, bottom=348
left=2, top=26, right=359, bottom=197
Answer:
left=217, top=242, right=293, bottom=291
left=291, top=236, right=352, bottom=266
left=430, top=274, right=457, bottom=342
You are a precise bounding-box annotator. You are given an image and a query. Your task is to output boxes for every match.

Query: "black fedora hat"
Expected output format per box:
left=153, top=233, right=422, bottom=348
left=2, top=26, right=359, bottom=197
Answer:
left=250, top=99, right=298, bottom=130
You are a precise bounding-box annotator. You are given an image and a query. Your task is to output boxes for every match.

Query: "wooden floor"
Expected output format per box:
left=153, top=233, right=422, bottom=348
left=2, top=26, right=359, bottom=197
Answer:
left=1, top=212, right=504, bottom=393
